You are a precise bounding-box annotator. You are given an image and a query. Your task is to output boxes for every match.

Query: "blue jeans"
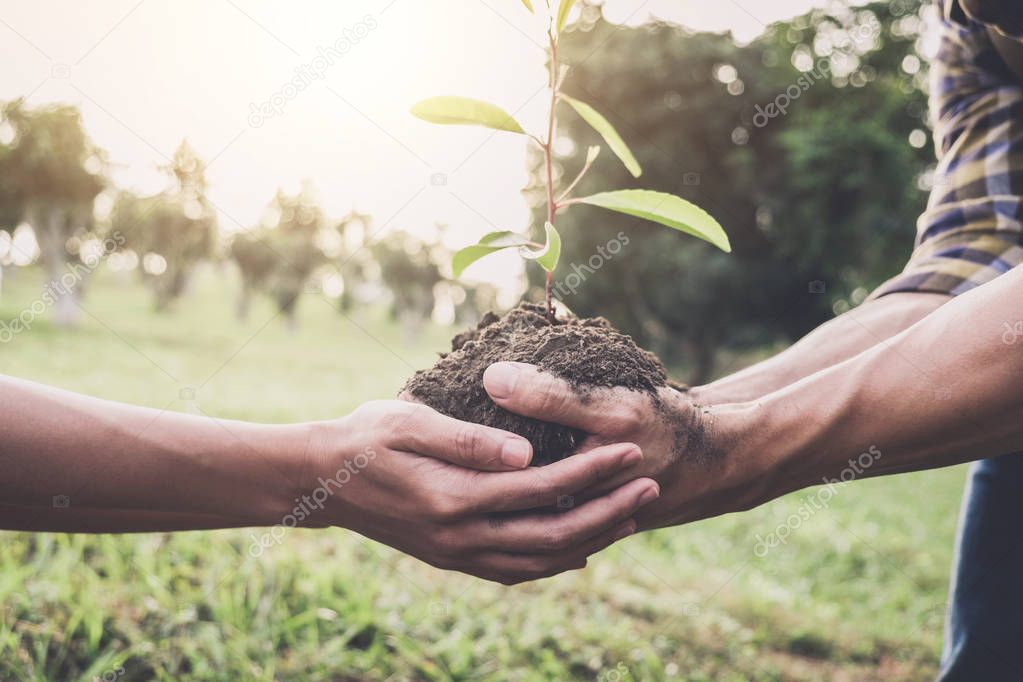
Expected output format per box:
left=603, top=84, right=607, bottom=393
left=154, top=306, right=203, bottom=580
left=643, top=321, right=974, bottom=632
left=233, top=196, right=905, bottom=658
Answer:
left=940, top=453, right=1023, bottom=680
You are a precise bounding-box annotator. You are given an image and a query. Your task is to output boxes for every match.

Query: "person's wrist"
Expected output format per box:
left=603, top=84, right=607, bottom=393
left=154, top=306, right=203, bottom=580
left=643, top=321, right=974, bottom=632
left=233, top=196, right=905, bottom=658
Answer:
left=635, top=391, right=780, bottom=530
left=243, top=421, right=321, bottom=527
left=705, top=401, right=782, bottom=509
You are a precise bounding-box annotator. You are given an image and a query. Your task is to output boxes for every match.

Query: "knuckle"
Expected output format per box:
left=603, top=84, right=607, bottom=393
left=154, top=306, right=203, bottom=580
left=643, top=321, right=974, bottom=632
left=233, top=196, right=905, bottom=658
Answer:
left=385, top=404, right=432, bottom=444
left=454, top=425, right=484, bottom=462
left=534, top=378, right=571, bottom=417
left=426, top=493, right=464, bottom=522
left=541, top=526, right=572, bottom=552
left=524, top=557, right=554, bottom=577
left=526, top=477, right=555, bottom=507
left=610, top=400, right=644, bottom=431
left=429, top=527, right=465, bottom=556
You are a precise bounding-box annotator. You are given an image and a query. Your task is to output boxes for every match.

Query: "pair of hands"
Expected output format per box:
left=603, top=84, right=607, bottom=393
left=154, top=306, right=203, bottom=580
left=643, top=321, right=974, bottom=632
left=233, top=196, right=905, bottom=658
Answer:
left=300, top=363, right=751, bottom=585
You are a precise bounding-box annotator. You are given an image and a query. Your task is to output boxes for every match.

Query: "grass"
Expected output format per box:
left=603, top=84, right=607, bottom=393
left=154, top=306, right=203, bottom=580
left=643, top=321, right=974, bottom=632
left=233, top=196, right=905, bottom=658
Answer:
left=0, top=265, right=965, bottom=681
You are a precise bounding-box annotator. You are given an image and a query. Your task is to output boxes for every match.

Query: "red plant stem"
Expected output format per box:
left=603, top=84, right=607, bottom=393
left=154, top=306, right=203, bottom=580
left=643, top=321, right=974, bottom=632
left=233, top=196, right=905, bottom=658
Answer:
left=543, top=30, right=559, bottom=321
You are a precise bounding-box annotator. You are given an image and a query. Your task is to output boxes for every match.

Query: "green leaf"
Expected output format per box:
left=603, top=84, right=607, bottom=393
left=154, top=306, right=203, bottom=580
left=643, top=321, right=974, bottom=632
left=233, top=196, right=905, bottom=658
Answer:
left=452, top=231, right=530, bottom=277
left=556, top=0, right=577, bottom=33
left=561, top=95, right=641, bottom=177
left=520, top=0, right=534, bottom=12
left=411, top=97, right=525, bottom=134
left=519, top=222, right=561, bottom=272
left=577, top=190, right=730, bottom=252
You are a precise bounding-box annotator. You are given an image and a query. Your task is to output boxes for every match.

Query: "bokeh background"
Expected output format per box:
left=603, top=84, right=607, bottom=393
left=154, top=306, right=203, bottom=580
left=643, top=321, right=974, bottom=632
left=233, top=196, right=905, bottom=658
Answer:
left=0, top=0, right=966, bottom=679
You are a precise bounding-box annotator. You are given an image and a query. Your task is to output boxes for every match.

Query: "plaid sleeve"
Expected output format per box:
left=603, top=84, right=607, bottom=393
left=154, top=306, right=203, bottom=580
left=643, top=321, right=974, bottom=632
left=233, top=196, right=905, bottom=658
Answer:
left=870, top=3, right=1023, bottom=299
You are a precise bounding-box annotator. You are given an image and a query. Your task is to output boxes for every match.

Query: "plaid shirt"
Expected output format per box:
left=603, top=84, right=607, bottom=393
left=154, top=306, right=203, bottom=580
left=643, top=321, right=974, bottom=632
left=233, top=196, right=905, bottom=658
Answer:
left=871, top=1, right=1023, bottom=299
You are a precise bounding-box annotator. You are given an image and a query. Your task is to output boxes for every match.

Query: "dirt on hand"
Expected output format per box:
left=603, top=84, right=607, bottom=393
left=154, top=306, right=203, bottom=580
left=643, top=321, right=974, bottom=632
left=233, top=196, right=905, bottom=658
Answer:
left=402, top=302, right=670, bottom=465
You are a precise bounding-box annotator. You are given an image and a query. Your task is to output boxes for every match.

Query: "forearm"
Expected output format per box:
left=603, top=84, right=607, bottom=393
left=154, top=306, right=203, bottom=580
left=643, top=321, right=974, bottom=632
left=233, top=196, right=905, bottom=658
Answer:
left=695, top=292, right=948, bottom=404
left=0, top=376, right=302, bottom=530
left=738, top=267, right=1023, bottom=500
left=0, top=504, right=254, bottom=533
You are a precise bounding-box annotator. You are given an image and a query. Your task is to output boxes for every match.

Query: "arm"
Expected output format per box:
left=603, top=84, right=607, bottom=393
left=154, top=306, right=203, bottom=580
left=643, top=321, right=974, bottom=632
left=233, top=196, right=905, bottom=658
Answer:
left=0, top=376, right=659, bottom=583
left=483, top=265, right=1023, bottom=530
left=693, top=292, right=948, bottom=404
left=745, top=263, right=1023, bottom=498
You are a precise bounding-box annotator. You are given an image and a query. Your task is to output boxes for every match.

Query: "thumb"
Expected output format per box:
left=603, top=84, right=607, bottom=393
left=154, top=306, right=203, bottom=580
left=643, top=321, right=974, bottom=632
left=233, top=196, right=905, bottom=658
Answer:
left=484, top=362, right=602, bottom=431
left=391, top=403, right=534, bottom=471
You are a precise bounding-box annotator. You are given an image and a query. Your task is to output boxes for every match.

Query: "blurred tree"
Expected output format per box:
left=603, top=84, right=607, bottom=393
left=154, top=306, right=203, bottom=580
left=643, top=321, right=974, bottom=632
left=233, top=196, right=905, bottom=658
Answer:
left=230, top=233, right=278, bottom=321
left=0, top=100, right=105, bottom=326
left=230, top=185, right=327, bottom=331
left=334, top=210, right=374, bottom=313
left=453, top=281, right=500, bottom=327
left=532, top=0, right=929, bottom=382
left=0, top=142, right=23, bottom=299
left=372, top=231, right=445, bottom=343
left=110, top=141, right=218, bottom=311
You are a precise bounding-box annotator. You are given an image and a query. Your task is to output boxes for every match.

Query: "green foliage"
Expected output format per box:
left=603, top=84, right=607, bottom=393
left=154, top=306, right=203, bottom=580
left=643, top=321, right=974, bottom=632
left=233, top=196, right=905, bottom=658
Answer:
left=372, top=230, right=446, bottom=323
left=560, top=95, right=642, bottom=177
left=0, top=268, right=958, bottom=680
left=577, top=189, right=730, bottom=252
left=0, top=100, right=105, bottom=210
left=521, top=221, right=562, bottom=272
left=229, top=186, right=328, bottom=327
left=452, top=231, right=532, bottom=278
left=451, top=223, right=561, bottom=276
left=0, top=99, right=107, bottom=325
left=410, top=96, right=525, bottom=134
left=411, top=1, right=729, bottom=315
left=537, top=1, right=929, bottom=380
left=111, top=141, right=218, bottom=311
left=556, top=0, right=577, bottom=33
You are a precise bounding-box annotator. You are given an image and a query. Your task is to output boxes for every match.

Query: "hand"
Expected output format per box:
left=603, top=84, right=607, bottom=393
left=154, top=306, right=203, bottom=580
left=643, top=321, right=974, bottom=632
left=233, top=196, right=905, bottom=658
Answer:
left=300, top=400, right=660, bottom=584
left=483, top=362, right=767, bottom=531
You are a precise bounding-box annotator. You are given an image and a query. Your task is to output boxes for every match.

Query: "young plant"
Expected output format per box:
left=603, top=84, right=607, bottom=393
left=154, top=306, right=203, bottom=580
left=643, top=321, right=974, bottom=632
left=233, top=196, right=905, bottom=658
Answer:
left=411, top=0, right=730, bottom=321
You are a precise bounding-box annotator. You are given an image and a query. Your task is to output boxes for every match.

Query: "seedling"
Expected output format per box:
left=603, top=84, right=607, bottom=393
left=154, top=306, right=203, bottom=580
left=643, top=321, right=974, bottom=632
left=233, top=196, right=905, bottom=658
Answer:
left=411, top=0, right=730, bottom=321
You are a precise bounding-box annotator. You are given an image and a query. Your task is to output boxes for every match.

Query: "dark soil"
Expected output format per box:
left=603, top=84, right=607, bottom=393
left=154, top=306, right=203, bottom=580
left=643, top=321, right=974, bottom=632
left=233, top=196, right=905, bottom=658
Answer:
left=402, top=302, right=671, bottom=465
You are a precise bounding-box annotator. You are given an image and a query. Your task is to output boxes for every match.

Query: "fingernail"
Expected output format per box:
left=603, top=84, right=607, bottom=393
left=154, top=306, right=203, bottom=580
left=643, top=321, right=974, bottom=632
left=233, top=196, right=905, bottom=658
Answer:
left=484, top=363, right=519, bottom=399
left=621, top=445, right=642, bottom=467
left=613, top=522, right=636, bottom=541
left=501, top=438, right=532, bottom=468
left=638, top=484, right=660, bottom=506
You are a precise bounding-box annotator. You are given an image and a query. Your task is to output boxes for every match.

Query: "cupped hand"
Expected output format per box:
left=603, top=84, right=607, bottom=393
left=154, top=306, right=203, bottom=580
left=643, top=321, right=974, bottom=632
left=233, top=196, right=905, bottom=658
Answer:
left=300, top=400, right=659, bottom=584
left=482, top=362, right=765, bottom=530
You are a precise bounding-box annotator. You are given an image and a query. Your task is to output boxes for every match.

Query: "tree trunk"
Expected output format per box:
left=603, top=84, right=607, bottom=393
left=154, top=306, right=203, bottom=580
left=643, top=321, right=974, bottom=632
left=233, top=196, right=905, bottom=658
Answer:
left=237, top=283, right=252, bottom=321
left=51, top=281, right=80, bottom=327
left=36, top=208, right=80, bottom=328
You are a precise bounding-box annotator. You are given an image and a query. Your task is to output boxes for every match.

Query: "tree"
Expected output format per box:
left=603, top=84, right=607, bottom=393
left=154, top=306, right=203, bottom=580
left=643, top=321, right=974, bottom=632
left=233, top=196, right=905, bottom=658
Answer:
left=0, top=100, right=105, bottom=326
left=532, top=1, right=930, bottom=382
left=334, top=210, right=374, bottom=313
left=372, top=230, right=445, bottom=343
left=230, top=185, right=327, bottom=331
left=111, top=141, right=218, bottom=311
left=0, top=141, right=24, bottom=299
left=230, top=232, right=279, bottom=321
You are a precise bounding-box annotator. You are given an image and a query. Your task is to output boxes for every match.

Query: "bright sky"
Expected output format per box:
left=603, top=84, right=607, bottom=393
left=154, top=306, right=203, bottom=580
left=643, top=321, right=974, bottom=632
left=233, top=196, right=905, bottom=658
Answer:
left=0, top=0, right=828, bottom=284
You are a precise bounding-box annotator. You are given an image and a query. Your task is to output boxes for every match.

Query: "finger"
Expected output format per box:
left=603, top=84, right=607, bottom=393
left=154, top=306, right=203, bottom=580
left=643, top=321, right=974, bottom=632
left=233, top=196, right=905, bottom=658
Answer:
left=484, top=362, right=613, bottom=430
left=464, top=520, right=637, bottom=585
left=393, top=405, right=533, bottom=471
left=475, top=477, right=659, bottom=553
left=470, top=442, right=644, bottom=512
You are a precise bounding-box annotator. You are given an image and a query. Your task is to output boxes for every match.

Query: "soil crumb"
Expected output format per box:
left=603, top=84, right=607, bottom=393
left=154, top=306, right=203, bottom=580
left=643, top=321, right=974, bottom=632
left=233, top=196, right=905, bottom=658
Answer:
left=402, top=302, right=669, bottom=465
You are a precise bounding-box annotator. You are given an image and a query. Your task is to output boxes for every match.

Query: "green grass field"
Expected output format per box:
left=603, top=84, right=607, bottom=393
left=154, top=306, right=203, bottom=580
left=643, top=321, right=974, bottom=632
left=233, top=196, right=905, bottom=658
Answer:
left=0, top=266, right=966, bottom=681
